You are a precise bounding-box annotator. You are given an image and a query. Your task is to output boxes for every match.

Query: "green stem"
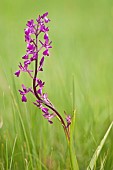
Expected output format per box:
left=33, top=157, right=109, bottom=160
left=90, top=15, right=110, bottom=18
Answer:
left=68, top=140, right=79, bottom=170
left=68, top=110, right=79, bottom=170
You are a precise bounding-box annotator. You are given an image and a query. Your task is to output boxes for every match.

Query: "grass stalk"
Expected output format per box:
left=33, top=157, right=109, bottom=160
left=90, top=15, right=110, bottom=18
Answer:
left=9, top=135, right=17, bottom=170
left=5, top=140, right=8, bottom=170
left=69, top=110, right=79, bottom=170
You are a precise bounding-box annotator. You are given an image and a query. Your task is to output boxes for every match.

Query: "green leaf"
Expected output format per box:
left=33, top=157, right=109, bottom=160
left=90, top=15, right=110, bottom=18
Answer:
left=69, top=110, right=79, bottom=170
left=87, top=121, right=113, bottom=170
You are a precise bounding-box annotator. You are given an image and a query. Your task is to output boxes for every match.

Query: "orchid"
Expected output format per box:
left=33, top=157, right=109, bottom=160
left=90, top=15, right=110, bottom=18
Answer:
left=15, top=12, right=71, bottom=141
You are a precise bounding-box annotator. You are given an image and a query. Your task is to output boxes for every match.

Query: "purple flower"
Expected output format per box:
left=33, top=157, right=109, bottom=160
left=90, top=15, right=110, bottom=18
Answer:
left=37, top=79, right=45, bottom=87
left=37, top=88, right=42, bottom=95
left=24, top=28, right=31, bottom=43
left=17, top=63, right=33, bottom=74
left=41, top=105, right=55, bottom=124
left=41, top=12, right=50, bottom=23
left=27, top=43, right=35, bottom=51
left=39, top=24, right=49, bottom=33
left=43, top=112, right=55, bottom=124
left=30, top=53, right=37, bottom=61
left=19, top=63, right=27, bottom=71
left=40, top=37, right=52, bottom=56
left=43, top=93, right=48, bottom=102
left=66, top=115, right=71, bottom=128
left=22, top=54, right=29, bottom=59
left=24, top=60, right=31, bottom=66
left=41, top=12, right=48, bottom=19
left=44, top=33, right=49, bottom=40
left=42, top=107, right=49, bottom=113
left=33, top=100, right=42, bottom=107
left=19, top=84, right=32, bottom=102
left=43, top=49, right=49, bottom=56
left=26, top=20, right=35, bottom=34
left=36, top=15, right=41, bottom=23
left=22, top=84, right=28, bottom=92
left=22, top=95, right=27, bottom=102
left=26, top=19, right=35, bottom=27
left=15, top=70, right=20, bottom=77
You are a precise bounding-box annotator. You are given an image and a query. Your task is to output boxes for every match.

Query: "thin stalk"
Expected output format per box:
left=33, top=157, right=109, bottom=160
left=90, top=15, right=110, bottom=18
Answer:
left=9, top=135, right=18, bottom=170
left=68, top=111, right=79, bottom=170
left=45, top=103, right=70, bottom=141
left=5, top=140, right=8, bottom=170
left=32, top=31, right=70, bottom=142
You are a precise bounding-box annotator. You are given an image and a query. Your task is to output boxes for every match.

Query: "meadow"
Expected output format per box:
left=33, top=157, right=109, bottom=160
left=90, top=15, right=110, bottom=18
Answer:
left=0, top=0, right=113, bottom=169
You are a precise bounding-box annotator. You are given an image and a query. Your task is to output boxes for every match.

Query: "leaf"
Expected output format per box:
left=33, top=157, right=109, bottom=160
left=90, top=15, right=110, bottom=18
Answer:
left=100, top=152, right=108, bottom=170
left=87, top=121, right=113, bottom=170
left=69, top=110, right=79, bottom=170
left=9, top=135, right=18, bottom=170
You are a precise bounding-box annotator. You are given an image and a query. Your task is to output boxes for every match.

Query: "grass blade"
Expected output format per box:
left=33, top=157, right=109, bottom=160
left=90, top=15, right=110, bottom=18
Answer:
left=87, top=121, right=113, bottom=170
left=68, top=75, right=79, bottom=170
left=69, top=110, right=79, bottom=170
left=5, top=140, right=8, bottom=170
left=100, top=152, right=108, bottom=170
left=10, top=88, right=34, bottom=169
left=9, top=135, right=17, bottom=170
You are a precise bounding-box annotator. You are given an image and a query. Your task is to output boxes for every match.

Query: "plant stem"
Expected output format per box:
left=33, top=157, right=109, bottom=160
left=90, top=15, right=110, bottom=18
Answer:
left=32, top=31, right=70, bottom=142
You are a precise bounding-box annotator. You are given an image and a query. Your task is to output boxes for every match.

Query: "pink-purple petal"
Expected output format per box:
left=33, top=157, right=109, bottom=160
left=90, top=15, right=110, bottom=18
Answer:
left=43, top=49, right=49, bottom=56
left=22, top=95, right=27, bottom=102
left=15, top=70, right=20, bottom=77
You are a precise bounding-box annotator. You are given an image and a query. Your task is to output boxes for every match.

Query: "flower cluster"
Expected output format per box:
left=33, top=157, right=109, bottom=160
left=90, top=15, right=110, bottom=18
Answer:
left=15, top=12, right=71, bottom=140
left=15, top=12, right=51, bottom=78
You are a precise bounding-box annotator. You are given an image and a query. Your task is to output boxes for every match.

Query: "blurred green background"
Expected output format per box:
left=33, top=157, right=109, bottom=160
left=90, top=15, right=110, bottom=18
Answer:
left=0, top=0, right=113, bottom=169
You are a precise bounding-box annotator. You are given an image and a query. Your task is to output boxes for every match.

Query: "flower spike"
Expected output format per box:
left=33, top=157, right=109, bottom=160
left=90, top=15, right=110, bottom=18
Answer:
left=15, top=12, right=71, bottom=141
